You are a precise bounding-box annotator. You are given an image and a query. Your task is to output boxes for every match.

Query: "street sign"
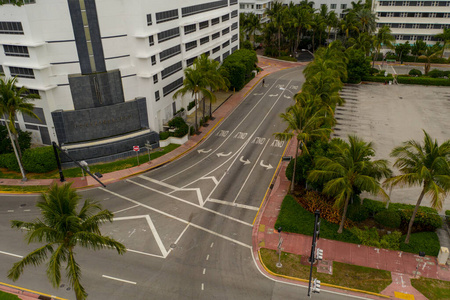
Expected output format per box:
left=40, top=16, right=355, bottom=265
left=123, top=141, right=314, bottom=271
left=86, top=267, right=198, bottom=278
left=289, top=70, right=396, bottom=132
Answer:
left=133, top=146, right=140, bottom=152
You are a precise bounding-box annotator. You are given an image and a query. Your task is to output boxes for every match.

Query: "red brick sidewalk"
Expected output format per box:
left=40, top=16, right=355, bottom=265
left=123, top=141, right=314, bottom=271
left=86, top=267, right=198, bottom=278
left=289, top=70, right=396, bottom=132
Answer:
left=252, top=139, right=450, bottom=299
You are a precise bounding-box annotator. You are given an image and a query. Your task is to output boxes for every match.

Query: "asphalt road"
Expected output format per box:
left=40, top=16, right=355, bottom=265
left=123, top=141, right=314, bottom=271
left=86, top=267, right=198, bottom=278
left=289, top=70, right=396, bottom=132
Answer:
left=0, top=67, right=372, bottom=300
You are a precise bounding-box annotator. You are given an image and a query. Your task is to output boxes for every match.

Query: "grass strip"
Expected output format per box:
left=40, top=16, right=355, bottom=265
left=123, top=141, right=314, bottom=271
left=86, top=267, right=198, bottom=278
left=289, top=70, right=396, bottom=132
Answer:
left=410, top=277, right=450, bottom=300
left=0, top=185, right=50, bottom=193
left=0, top=291, right=20, bottom=300
left=260, top=248, right=392, bottom=293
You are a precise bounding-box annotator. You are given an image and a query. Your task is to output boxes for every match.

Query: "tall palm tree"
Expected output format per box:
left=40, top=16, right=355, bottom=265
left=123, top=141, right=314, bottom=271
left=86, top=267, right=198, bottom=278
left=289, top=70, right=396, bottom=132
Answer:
left=384, top=131, right=450, bottom=244
left=274, top=104, right=331, bottom=192
left=356, top=8, right=377, bottom=35
left=266, top=0, right=286, bottom=56
left=244, top=12, right=261, bottom=47
left=194, top=54, right=229, bottom=120
left=326, top=10, right=339, bottom=41
left=0, top=77, right=40, bottom=181
left=308, top=135, right=392, bottom=233
left=373, top=25, right=395, bottom=67
left=301, top=71, right=345, bottom=111
left=435, top=27, right=450, bottom=57
left=411, top=39, right=427, bottom=62
left=289, top=4, right=313, bottom=55
left=8, top=183, right=126, bottom=300
left=173, top=67, right=214, bottom=132
left=419, top=46, right=443, bottom=75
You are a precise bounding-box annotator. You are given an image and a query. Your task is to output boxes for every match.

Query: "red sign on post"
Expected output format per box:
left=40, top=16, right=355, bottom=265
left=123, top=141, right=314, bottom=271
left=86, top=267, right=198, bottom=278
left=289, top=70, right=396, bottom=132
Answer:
left=133, top=146, right=140, bottom=152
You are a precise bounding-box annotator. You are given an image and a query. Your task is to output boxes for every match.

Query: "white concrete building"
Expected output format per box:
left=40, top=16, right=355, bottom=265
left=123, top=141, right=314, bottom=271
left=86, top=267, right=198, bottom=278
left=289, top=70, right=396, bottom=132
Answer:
left=372, top=0, right=450, bottom=45
left=0, top=0, right=239, bottom=162
left=240, top=0, right=272, bottom=22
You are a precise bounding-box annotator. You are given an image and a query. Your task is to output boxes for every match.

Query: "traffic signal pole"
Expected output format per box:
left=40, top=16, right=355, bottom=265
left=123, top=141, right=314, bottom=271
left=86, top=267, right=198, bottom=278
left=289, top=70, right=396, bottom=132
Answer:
left=307, top=210, right=320, bottom=297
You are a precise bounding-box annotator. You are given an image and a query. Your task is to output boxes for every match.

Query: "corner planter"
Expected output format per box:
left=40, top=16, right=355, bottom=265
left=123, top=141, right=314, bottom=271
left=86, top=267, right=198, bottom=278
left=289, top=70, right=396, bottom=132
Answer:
left=159, top=134, right=189, bottom=147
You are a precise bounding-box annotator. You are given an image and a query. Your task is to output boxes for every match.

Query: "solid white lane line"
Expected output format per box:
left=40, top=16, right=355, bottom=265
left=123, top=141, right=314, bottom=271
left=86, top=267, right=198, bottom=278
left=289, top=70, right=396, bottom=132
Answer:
left=233, top=138, right=271, bottom=204
left=208, top=199, right=259, bottom=211
left=167, top=224, right=190, bottom=256
left=113, top=204, right=140, bottom=214
left=102, top=275, right=136, bottom=285
left=210, top=242, right=214, bottom=248
left=161, top=69, right=301, bottom=182
left=203, top=268, right=206, bottom=274
left=0, top=250, right=23, bottom=258
left=126, top=249, right=164, bottom=258
left=101, top=189, right=252, bottom=249
left=138, top=175, right=179, bottom=190
left=126, top=179, right=251, bottom=226
left=114, top=215, right=168, bottom=257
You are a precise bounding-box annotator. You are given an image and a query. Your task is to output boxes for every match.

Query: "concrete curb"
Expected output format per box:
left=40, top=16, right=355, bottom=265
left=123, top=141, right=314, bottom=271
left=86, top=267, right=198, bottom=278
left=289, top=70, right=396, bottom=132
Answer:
left=257, top=249, right=390, bottom=299
left=0, top=281, right=68, bottom=300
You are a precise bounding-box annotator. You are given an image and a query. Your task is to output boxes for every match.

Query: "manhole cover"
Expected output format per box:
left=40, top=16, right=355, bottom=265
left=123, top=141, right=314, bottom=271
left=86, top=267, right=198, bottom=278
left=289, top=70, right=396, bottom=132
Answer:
left=66, top=287, right=71, bottom=291
left=20, top=204, right=26, bottom=207
left=170, top=243, right=176, bottom=249
left=60, top=284, right=65, bottom=288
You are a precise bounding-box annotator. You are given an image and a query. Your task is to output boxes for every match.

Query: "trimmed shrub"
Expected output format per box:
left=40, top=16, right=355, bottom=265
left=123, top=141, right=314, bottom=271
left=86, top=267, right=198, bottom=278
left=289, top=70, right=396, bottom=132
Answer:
left=362, top=76, right=394, bottom=83
left=369, top=68, right=379, bottom=75
left=374, top=210, right=401, bottom=228
left=220, top=49, right=257, bottom=91
left=362, top=199, right=385, bottom=217
left=400, top=232, right=441, bottom=256
left=408, top=69, right=422, bottom=76
left=285, top=153, right=313, bottom=186
left=345, top=49, right=371, bottom=84
left=399, top=208, right=442, bottom=232
left=427, top=69, right=445, bottom=78
left=347, top=203, right=370, bottom=222
left=187, top=100, right=195, bottom=111
left=380, top=231, right=402, bottom=250
left=351, top=226, right=402, bottom=250
left=0, top=152, right=20, bottom=172
left=397, top=76, right=450, bottom=86
left=22, top=147, right=57, bottom=173
left=278, top=56, right=297, bottom=62
left=159, top=131, right=170, bottom=140
left=168, top=117, right=189, bottom=137
left=0, top=125, right=32, bottom=155
left=189, top=126, right=195, bottom=136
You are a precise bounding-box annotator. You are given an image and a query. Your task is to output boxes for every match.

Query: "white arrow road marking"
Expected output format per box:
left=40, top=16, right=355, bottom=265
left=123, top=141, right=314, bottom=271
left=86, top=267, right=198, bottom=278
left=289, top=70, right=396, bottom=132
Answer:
left=102, top=275, right=136, bottom=285
left=216, top=152, right=232, bottom=157
left=284, top=95, right=291, bottom=99
left=240, top=156, right=251, bottom=165
left=198, top=149, right=212, bottom=154
left=269, top=94, right=279, bottom=97
left=260, top=160, right=273, bottom=170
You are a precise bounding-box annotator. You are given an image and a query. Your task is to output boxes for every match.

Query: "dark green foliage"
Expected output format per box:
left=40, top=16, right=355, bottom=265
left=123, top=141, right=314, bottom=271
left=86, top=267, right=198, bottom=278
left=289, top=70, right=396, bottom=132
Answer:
left=446, top=210, right=450, bottom=226
left=347, top=203, right=369, bottom=222
left=220, top=49, right=257, bottom=91
left=408, top=69, right=422, bottom=76
left=374, top=210, right=401, bottom=228
left=362, top=76, right=394, bottom=83
left=285, top=154, right=313, bottom=185
left=21, top=147, right=56, bottom=173
left=274, top=195, right=361, bottom=244
left=264, top=47, right=278, bottom=57
left=0, top=125, right=32, bottom=155
left=399, top=208, right=442, bottom=233
left=362, top=199, right=387, bottom=217
left=369, top=68, right=379, bottom=75
left=241, top=40, right=253, bottom=50
left=168, top=117, right=189, bottom=137
left=345, top=49, right=371, bottom=84
left=400, top=232, right=441, bottom=256
left=0, top=152, right=20, bottom=172
left=159, top=131, right=170, bottom=140
left=0, top=0, right=24, bottom=5
left=278, top=56, right=297, bottom=62
left=351, top=227, right=402, bottom=250
left=222, top=63, right=246, bottom=90
left=189, top=126, right=195, bottom=136
left=427, top=69, right=445, bottom=78
left=364, top=76, right=450, bottom=86
left=187, top=100, right=195, bottom=111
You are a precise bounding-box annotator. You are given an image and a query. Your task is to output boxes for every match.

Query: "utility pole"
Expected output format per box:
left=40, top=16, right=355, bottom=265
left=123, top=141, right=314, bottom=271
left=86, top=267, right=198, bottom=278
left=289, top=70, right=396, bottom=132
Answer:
left=308, top=210, right=323, bottom=297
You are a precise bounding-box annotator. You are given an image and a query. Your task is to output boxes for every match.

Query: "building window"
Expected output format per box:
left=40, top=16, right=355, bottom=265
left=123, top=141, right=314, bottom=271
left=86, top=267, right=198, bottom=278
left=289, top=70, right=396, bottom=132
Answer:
left=151, top=55, right=156, bottom=65
left=186, top=57, right=196, bottom=66
left=156, top=9, right=179, bottom=24
left=256, top=4, right=262, bottom=9
left=153, top=74, right=158, bottom=84
left=160, top=45, right=181, bottom=61
left=230, top=0, right=238, bottom=5
left=231, top=34, right=238, bottom=42
left=232, top=45, right=238, bottom=53
left=212, top=32, right=220, bottom=40
left=0, top=22, right=24, bottom=35
left=149, top=35, right=155, bottom=46
left=341, top=4, right=347, bottom=9
left=223, top=50, right=230, bottom=60
left=147, top=14, right=152, bottom=26
left=161, top=61, right=183, bottom=79
left=231, top=10, right=238, bottom=18
left=3, top=45, right=29, bottom=57
left=184, top=24, right=196, bottom=35
left=200, top=36, right=210, bottom=45
left=185, top=40, right=197, bottom=51
left=222, top=27, right=230, bottom=35
left=222, top=13, right=230, bottom=22
left=213, top=46, right=220, bottom=53
left=9, top=67, right=34, bottom=78
left=330, top=4, right=336, bottom=9
left=181, top=0, right=228, bottom=17
left=200, top=21, right=209, bottom=30
left=231, top=22, right=238, bottom=31
left=222, top=40, right=230, bottom=48
left=158, top=27, right=180, bottom=43
left=155, top=90, right=160, bottom=101
left=203, top=51, right=210, bottom=57
left=212, top=17, right=220, bottom=26
left=240, top=4, right=245, bottom=9
left=0, top=65, right=4, bottom=75
left=214, top=56, right=220, bottom=62
left=163, top=77, right=183, bottom=96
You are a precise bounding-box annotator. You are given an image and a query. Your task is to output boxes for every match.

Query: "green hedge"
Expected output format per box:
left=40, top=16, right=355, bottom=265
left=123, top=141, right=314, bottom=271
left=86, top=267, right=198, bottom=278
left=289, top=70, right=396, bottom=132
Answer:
left=362, top=76, right=394, bottom=83
left=375, top=210, right=401, bottom=229
left=0, top=152, right=20, bottom=172
left=0, top=146, right=56, bottom=173
left=274, top=195, right=360, bottom=244
left=347, top=203, right=369, bottom=222
left=278, top=56, right=297, bottom=62
left=400, top=232, right=441, bottom=256
left=397, top=76, right=450, bottom=86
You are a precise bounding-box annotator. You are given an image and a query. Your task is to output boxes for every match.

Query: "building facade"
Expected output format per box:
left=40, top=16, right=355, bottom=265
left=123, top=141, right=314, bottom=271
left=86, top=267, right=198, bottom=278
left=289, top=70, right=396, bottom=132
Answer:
left=0, top=0, right=239, bottom=163
left=240, top=0, right=272, bottom=22
left=373, top=0, right=450, bottom=45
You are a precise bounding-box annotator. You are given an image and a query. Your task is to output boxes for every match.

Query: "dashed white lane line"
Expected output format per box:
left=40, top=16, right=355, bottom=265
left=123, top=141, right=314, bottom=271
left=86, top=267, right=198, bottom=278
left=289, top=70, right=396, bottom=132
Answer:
left=206, top=254, right=209, bottom=261
left=7, top=210, right=14, bottom=213
left=203, top=268, right=206, bottom=275
left=208, top=198, right=259, bottom=211
left=210, top=242, right=214, bottom=248
left=102, top=275, right=136, bottom=285
left=0, top=250, right=23, bottom=258
left=24, top=209, right=31, bottom=212
left=201, top=283, right=204, bottom=291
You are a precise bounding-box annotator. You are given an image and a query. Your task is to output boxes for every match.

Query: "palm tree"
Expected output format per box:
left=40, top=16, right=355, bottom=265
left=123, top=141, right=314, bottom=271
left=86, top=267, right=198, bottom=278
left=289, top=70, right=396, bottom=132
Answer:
left=435, top=27, right=450, bottom=57
left=384, top=131, right=450, bottom=244
left=301, top=71, right=345, bottom=111
left=0, top=77, right=40, bottom=181
left=8, top=183, right=126, bottom=300
left=419, top=46, right=443, bottom=75
left=356, top=8, right=377, bottom=34
left=372, top=25, right=395, bottom=67
left=266, top=0, right=286, bottom=56
left=289, top=4, right=313, bottom=55
left=326, top=10, right=339, bottom=41
left=275, top=104, right=331, bottom=192
left=173, top=67, right=214, bottom=132
left=244, top=13, right=261, bottom=47
left=193, top=54, right=229, bottom=120
left=411, top=40, right=427, bottom=62
left=308, top=135, right=392, bottom=233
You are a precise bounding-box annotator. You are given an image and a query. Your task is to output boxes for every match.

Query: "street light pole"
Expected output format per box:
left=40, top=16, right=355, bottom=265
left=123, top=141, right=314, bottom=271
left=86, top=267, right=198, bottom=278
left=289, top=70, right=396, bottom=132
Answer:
left=308, top=210, right=320, bottom=297
left=276, top=227, right=283, bottom=268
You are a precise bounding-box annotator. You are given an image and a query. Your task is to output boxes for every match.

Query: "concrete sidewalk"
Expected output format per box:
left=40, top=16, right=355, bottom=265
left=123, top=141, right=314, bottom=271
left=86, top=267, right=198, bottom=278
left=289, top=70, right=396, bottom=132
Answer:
left=251, top=139, right=450, bottom=299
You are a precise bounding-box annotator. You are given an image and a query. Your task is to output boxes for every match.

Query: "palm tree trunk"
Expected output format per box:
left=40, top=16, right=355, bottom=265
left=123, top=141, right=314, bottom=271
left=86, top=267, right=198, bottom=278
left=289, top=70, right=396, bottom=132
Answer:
left=278, top=27, right=281, bottom=56
left=291, top=138, right=300, bottom=193
left=194, top=93, right=198, bottom=132
left=337, top=194, right=351, bottom=233
left=202, top=96, right=205, bottom=125
left=3, top=114, right=27, bottom=181
left=13, top=132, right=23, bottom=159
left=373, top=47, right=379, bottom=68
left=404, top=187, right=426, bottom=244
